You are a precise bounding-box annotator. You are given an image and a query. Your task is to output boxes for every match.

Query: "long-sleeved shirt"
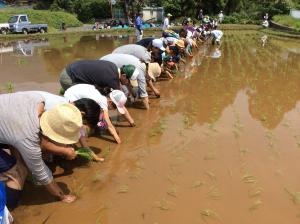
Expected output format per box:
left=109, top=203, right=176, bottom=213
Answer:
left=0, top=92, right=53, bottom=185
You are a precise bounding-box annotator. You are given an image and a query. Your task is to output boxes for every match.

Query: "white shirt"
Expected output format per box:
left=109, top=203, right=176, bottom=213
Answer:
left=64, top=84, right=108, bottom=110
left=32, top=91, right=68, bottom=110
left=211, top=30, right=223, bottom=40
left=163, top=17, right=169, bottom=30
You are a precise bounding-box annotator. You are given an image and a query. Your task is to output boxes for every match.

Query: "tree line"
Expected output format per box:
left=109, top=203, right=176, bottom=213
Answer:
left=20, top=0, right=300, bottom=23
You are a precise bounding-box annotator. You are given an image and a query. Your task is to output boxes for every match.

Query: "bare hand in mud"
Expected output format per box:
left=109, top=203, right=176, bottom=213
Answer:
left=61, top=194, right=77, bottom=203
left=130, top=122, right=136, bottom=127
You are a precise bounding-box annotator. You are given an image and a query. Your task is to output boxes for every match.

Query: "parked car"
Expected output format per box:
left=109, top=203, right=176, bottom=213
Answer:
left=8, top=14, right=48, bottom=34
left=0, top=23, right=9, bottom=34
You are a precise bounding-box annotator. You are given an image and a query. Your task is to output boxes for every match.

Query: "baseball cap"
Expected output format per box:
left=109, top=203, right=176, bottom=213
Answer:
left=152, top=39, right=165, bottom=51
left=109, top=90, right=127, bottom=114
left=121, top=65, right=136, bottom=79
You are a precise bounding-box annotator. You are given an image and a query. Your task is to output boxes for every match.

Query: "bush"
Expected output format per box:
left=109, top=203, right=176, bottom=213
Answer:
left=0, top=9, right=82, bottom=30
left=273, top=15, right=300, bottom=30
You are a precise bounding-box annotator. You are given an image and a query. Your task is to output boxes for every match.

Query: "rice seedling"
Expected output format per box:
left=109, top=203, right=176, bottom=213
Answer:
left=192, top=180, right=205, bottom=188
left=183, top=115, right=192, bottom=129
left=200, top=209, right=221, bottom=222
left=239, top=148, right=249, bottom=156
left=93, top=171, right=105, bottom=183
left=73, top=183, right=85, bottom=198
left=167, top=186, right=178, bottom=198
left=76, top=147, right=93, bottom=161
left=118, top=185, right=129, bottom=193
left=249, top=199, right=262, bottom=211
left=150, top=119, right=166, bottom=137
left=155, top=199, right=171, bottom=211
left=207, top=185, right=222, bottom=200
left=4, top=82, right=14, bottom=93
left=284, top=188, right=300, bottom=205
left=248, top=187, right=263, bottom=198
left=203, top=151, right=217, bottom=160
left=17, top=58, right=28, bottom=65
left=242, top=174, right=257, bottom=184
left=228, top=169, right=233, bottom=178
left=101, top=146, right=110, bottom=158
left=205, top=171, right=217, bottom=182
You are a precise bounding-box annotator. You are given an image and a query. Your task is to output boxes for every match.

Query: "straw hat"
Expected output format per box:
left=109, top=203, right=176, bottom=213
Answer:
left=40, top=104, right=82, bottom=144
left=148, top=63, right=162, bottom=81
left=176, top=39, right=185, bottom=49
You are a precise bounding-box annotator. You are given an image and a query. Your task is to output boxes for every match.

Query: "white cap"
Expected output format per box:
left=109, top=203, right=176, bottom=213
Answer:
left=109, top=90, right=127, bottom=114
left=152, top=39, right=165, bottom=51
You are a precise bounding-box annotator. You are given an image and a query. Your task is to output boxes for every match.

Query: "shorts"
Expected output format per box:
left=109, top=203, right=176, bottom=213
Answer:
left=59, top=68, right=74, bottom=90
left=0, top=149, right=16, bottom=174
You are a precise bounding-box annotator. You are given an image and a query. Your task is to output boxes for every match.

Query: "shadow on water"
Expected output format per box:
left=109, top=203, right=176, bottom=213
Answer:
left=1, top=31, right=300, bottom=223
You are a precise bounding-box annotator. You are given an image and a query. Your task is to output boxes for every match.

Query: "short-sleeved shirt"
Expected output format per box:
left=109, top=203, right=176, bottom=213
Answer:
left=0, top=92, right=53, bottom=185
left=113, top=44, right=151, bottom=63
left=31, top=91, right=68, bottom=110
left=136, top=37, right=154, bottom=48
left=66, top=60, right=120, bottom=90
left=64, top=84, right=108, bottom=110
left=100, top=53, right=148, bottom=97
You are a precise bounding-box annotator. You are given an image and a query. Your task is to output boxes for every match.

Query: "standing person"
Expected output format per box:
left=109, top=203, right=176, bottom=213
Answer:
left=163, top=13, right=172, bottom=30
left=0, top=92, right=82, bottom=207
left=198, top=9, right=204, bottom=22
left=59, top=60, right=136, bottom=92
left=64, top=84, right=135, bottom=144
left=218, top=11, right=224, bottom=24
left=135, top=13, right=144, bottom=41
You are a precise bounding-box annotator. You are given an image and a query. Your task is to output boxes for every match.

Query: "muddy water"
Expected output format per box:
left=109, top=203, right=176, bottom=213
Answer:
left=1, top=31, right=300, bottom=224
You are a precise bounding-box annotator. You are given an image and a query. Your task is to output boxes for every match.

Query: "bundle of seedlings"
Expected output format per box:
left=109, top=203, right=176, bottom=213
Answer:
left=75, top=147, right=93, bottom=161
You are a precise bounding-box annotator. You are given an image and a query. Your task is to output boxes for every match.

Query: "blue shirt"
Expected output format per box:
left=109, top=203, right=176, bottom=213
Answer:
left=135, top=16, right=142, bottom=27
left=0, top=182, right=6, bottom=221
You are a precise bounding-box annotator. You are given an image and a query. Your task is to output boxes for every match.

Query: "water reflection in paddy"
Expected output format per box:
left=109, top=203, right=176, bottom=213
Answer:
left=1, top=31, right=300, bottom=224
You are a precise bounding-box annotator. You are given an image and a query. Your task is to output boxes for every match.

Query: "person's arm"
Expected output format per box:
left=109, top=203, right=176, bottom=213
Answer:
left=122, top=107, right=135, bottom=126
left=45, top=181, right=76, bottom=203
left=146, top=79, right=160, bottom=97
left=40, top=136, right=76, bottom=160
left=103, top=109, right=121, bottom=143
left=15, top=139, right=76, bottom=203
left=142, top=96, right=149, bottom=109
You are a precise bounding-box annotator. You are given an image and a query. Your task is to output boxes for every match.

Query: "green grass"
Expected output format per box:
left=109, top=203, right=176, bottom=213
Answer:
left=273, top=15, right=300, bottom=31
left=0, top=9, right=82, bottom=30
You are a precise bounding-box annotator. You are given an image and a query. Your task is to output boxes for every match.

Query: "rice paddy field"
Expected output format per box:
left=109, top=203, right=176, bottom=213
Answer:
left=1, top=30, right=300, bottom=223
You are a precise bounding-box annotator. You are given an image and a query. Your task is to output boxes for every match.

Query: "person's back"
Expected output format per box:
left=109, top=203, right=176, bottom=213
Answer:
left=66, top=60, right=120, bottom=90
left=136, top=37, right=154, bottom=48
left=113, top=44, right=151, bottom=63
left=100, top=53, right=146, bottom=75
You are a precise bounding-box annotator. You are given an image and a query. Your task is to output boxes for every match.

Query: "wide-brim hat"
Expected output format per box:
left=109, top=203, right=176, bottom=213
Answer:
left=176, top=39, right=185, bottom=49
left=148, top=62, right=162, bottom=81
left=40, top=104, right=82, bottom=144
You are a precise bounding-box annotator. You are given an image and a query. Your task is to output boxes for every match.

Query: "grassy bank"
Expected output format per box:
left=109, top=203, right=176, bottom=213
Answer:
left=0, top=9, right=82, bottom=31
left=273, top=15, right=300, bottom=31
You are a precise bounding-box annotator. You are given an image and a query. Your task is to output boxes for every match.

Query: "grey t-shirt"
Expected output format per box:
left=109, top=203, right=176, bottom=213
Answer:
left=112, top=44, right=151, bottom=63
left=0, top=92, right=53, bottom=185
left=100, top=53, right=148, bottom=97
left=31, top=91, right=68, bottom=110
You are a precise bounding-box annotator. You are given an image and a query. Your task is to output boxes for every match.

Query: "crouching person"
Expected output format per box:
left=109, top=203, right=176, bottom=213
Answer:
left=0, top=92, right=82, bottom=209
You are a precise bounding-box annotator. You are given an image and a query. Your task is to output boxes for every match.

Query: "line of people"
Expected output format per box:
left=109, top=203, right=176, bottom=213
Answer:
left=0, top=19, right=224, bottom=222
